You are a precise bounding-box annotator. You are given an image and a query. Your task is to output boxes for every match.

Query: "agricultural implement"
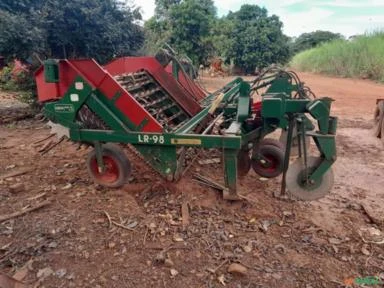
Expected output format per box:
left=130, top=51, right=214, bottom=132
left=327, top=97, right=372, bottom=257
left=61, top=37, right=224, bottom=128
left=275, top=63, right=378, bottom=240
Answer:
left=35, top=56, right=337, bottom=201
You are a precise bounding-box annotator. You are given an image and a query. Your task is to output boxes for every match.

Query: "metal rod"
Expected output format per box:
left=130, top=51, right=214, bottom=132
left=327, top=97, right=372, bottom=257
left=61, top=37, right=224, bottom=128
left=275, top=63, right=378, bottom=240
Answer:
left=301, top=116, right=309, bottom=181
left=202, top=112, right=224, bottom=135
left=94, top=141, right=105, bottom=173
left=280, top=115, right=295, bottom=196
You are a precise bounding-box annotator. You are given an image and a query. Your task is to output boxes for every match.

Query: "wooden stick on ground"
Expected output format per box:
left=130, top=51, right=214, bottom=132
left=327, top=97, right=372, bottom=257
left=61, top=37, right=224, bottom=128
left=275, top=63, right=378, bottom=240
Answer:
left=0, top=200, right=51, bottom=223
left=40, top=136, right=65, bottom=155
left=0, top=168, right=30, bottom=180
left=32, top=133, right=55, bottom=146
left=111, top=221, right=135, bottom=231
left=102, top=210, right=113, bottom=228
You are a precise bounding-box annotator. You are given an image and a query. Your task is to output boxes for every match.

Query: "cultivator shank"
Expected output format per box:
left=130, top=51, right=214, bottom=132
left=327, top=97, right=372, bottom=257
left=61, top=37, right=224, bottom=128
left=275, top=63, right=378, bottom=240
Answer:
left=35, top=57, right=338, bottom=201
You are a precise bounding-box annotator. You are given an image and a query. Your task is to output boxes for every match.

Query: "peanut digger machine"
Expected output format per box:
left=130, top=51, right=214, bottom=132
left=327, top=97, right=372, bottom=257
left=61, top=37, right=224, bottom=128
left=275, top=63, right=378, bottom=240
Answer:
left=35, top=54, right=337, bottom=201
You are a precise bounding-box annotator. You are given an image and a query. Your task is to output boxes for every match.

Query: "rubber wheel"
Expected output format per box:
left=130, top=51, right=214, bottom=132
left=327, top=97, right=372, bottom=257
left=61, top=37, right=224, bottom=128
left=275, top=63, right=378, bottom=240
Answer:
left=86, top=143, right=131, bottom=188
left=374, top=101, right=384, bottom=138
left=237, top=150, right=251, bottom=177
left=259, top=138, right=285, bottom=151
left=286, top=156, right=334, bottom=201
left=252, top=144, right=284, bottom=178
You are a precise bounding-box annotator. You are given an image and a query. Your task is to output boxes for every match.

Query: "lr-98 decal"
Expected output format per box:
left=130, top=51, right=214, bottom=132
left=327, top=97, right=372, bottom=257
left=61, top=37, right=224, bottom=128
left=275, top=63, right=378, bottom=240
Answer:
left=138, top=134, right=165, bottom=144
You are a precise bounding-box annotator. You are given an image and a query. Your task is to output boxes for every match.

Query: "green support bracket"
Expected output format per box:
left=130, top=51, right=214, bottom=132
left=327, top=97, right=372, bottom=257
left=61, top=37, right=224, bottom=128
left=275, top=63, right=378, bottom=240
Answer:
left=237, top=82, right=251, bottom=123
left=43, top=76, right=92, bottom=130
left=44, top=59, right=59, bottom=83
left=223, top=148, right=240, bottom=200
left=306, top=98, right=332, bottom=134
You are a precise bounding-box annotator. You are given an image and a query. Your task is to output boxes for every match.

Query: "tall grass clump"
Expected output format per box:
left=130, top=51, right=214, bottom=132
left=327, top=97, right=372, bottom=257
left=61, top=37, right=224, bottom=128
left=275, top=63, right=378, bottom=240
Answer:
left=290, top=31, right=384, bottom=82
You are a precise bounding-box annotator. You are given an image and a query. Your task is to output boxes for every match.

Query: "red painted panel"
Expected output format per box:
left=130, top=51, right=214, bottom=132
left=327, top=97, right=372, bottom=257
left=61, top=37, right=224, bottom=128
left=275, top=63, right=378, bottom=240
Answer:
left=69, top=59, right=107, bottom=88
left=35, top=66, right=61, bottom=102
left=164, top=64, right=206, bottom=101
left=35, top=58, right=163, bottom=132
left=104, top=57, right=202, bottom=116
left=97, top=74, right=162, bottom=132
left=177, top=70, right=207, bottom=101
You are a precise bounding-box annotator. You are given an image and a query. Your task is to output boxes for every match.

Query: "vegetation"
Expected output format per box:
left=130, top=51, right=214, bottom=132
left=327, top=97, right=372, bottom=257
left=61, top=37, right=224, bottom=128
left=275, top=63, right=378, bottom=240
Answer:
left=144, top=0, right=217, bottom=64
left=223, top=5, right=290, bottom=73
left=0, top=0, right=144, bottom=63
left=144, top=1, right=290, bottom=72
left=290, top=30, right=343, bottom=54
left=0, top=0, right=144, bottom=103
left=290, top=31, right=384, bottom=82
left=0, top=65, right=37, bottom=105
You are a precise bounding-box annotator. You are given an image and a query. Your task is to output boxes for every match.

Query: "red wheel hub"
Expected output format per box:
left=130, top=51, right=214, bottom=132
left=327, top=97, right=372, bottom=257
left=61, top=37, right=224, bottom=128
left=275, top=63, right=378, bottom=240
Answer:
left=90, top=156, right=120, bottom=183
left=261, top=154, right=278, bottom=172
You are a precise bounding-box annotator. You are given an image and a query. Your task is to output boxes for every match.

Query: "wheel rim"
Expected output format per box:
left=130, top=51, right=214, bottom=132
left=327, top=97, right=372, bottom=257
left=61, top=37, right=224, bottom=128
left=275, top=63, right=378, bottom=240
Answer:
left=90, top=156, right=120, bottom=184
left=296, top=168, right=323, bottom=191
left=286, top=157, right=334, bottom=201
left=261, top=154, right=278, bottom=173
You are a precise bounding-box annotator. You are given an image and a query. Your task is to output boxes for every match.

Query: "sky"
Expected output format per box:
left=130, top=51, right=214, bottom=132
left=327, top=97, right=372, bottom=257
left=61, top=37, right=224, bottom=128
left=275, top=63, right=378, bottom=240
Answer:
left=130, top=0, right=384, bottom=37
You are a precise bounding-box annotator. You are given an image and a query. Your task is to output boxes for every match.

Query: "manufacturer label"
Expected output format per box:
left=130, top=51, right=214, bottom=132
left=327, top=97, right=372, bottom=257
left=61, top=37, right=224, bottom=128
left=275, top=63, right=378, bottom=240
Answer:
left=138, top=134, right=165, bottom=144
left=171, top=138, right=202, bottom=145
left=54, top=104, right=74, bottom=113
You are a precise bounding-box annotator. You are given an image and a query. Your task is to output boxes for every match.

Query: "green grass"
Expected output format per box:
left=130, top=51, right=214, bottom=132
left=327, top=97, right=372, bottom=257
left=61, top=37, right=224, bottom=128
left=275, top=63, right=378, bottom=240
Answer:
left=290, top=31, right=384, bottom=82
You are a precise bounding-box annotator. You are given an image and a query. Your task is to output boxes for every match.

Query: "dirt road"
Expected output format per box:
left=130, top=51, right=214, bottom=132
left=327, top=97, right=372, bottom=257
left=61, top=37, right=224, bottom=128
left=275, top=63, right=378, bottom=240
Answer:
left=0, top=73, right=383, bottom=287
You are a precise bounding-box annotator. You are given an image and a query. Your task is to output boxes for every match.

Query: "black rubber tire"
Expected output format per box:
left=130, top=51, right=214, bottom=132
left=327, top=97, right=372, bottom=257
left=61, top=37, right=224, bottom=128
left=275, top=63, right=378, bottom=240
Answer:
left=374, top=101, right=384, bottom=138
left=259, top=138, right=285, bottom=151
left=252, top=144, right=285, bottom=178
left=237, top=150, right=251, bottom=177
left=86, top=143, right=131, bottom=188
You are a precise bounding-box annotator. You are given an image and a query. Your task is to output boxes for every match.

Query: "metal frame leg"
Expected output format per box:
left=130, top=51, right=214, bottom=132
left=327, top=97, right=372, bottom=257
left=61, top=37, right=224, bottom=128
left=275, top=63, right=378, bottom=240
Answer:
left=223, top=148, right=241, bottom=200
left=280, top=116, right=295, bottom=197
left=94, top=141, right=105, bottom=173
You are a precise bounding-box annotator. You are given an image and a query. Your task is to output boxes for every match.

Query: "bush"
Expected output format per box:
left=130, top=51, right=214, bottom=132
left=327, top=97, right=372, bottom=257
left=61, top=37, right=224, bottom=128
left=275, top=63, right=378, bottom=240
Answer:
left=290, top=31, right=384, bottom=82
left=0, top=64, right=37, bottom=105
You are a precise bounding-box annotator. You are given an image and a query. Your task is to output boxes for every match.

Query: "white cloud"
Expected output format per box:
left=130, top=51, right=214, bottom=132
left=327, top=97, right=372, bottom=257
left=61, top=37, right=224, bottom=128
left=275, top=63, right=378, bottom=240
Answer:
left=130, top=0, right=384, bottom=37
left=277, top=7, right=335, bottom=36
left=316, top=0, right=384, bottom=7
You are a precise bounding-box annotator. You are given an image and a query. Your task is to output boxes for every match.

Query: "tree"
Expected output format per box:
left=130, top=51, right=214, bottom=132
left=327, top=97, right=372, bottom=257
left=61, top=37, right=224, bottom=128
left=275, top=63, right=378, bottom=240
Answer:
left=154, top=0, right=181, bottom=19
left=144, top=0, right=216, bottom=65
left=169, top=0, right=216, bottom=64
left=0, top=0, right=144, bottom=63
left=291, top=30, right=343, bottom=54
left=224, top=5, right=290, bottom=73
left=0, top=10, right=44, bottom=62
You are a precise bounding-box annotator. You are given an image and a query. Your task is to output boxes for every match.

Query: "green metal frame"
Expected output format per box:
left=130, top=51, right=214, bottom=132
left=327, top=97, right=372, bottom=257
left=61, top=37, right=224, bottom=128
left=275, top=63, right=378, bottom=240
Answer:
left=42, top=63, right=337, bottom=199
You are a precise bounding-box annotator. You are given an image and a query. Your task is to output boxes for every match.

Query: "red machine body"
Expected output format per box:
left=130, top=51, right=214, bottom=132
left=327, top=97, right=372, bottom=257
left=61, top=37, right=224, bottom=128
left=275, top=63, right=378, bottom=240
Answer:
left=35, top=57, right=210, bottom=133
left=164, top=64, right=207, bottom=101
left=104, top=57, right=202, bottom=116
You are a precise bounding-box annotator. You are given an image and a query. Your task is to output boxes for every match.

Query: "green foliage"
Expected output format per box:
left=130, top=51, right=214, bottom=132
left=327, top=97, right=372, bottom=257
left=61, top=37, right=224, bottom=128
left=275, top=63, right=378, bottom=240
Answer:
left=145, top=0, right=216, bottom=64
left=291, top=30, right=343, bottom=54
left=155, top=0, right=181, bottom=18
left=290, top=31, right=384, bottom=82
left=145, top=2, right=289, bottom=72
left=169, top=0, right=216, bottom=64
left=0, top=66, right=16, bottom=90
left=0, top=65, right=36, bottom=104
left=210, top=18, right=235, bottom=61
left=0, top=0, right=144, bottom=105
left=0, top=0, right=144, bottom=63
left=37, top=0, right=144, bottom=63
left=144, top=17, right=173, bottom=55
left=0, top=10, right=44, bottom=62
left=224, top=5, right=290, bottom=73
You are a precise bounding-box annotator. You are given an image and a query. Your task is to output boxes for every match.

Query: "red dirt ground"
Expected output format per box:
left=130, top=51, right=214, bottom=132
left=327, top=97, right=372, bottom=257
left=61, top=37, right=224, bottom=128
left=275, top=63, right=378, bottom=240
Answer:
left=0, top=72, right=383, bottom=288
